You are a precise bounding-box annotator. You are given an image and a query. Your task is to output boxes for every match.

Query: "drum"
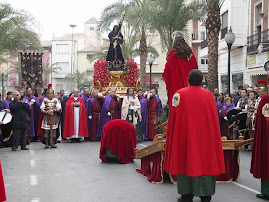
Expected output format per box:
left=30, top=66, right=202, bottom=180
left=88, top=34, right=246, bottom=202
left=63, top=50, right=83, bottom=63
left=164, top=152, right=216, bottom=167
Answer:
left=0, top=111, right=12, bottom=125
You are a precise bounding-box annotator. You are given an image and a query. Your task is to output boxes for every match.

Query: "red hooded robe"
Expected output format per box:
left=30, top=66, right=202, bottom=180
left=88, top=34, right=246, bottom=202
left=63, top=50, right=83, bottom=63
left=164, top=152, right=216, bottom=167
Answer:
left=162, top=49, right=198, bottom=106
left=164, top=86, right=225, bottom=176
left=63, top=97, right=88, bottom=138
left=251, top=94, right=269, bottom=181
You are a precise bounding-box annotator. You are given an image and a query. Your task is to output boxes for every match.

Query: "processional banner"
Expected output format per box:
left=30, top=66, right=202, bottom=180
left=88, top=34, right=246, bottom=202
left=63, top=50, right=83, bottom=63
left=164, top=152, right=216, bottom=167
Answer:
left=20, top=52, right=43, bottom=88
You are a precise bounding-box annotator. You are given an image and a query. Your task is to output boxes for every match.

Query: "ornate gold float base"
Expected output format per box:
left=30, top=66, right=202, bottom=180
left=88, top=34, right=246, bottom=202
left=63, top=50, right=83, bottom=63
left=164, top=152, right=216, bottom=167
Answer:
left=93, top=70, right=139, bottom=97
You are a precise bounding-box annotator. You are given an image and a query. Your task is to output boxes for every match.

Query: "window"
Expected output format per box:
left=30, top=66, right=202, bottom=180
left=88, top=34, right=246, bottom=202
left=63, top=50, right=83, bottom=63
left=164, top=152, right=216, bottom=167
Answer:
left=201, top=32, right=206, bottom=40
left=192, top=32, right=196, bottom=40
left=55, top=44, right=70, bottom=54
left=221, top=11, right=228, bottom=29
left=56, top=62, right=69, bottom=73
left=206, top=59, right=208, bottom=64
left=90, top=27, right=95, bottom=31
left=201, top=59, right=205, bottom=64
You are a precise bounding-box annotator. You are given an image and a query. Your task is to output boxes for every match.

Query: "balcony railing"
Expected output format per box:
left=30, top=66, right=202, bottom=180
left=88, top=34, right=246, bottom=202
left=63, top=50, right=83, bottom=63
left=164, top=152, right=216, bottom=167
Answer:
left=201, top=40, right=208, bottom=49
left=192, top=31, right=207, bottom=41
left=221, top=27, right=228, bottom=40
left=247, top=29, right=269, bottom=53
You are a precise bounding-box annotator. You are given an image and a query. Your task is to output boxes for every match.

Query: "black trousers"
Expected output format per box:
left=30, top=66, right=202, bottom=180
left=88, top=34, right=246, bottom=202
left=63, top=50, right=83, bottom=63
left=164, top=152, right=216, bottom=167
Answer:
left=12, top=128, right=26, bottom=149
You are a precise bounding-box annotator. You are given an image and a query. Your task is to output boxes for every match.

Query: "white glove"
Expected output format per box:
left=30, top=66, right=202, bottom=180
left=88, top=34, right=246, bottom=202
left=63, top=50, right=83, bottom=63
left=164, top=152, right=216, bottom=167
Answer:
left=88, top=115, right=92, bottom=119
left=30, top=99, right=35, bottom=105
left=147, top=93, right=151, bottom=99
left=134, top=106, right=137, bottom=112
left=107, top=112, right=111, bottom=116
left=98, top=93, right=103, bottom=97
left=224, top=117, right=228, bottom=121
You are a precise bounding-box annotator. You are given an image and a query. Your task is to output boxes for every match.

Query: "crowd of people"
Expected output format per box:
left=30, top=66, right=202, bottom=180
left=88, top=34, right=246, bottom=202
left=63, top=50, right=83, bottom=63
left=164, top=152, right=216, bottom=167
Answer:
left=212, top=81, right=268, bottom=148
left=0, top=85, right=164, bottom=150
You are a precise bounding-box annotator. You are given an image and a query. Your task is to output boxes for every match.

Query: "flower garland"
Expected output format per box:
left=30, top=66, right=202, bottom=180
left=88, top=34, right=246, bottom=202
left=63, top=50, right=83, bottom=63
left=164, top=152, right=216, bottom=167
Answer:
left=125, top=59, right=139, bottom=86
left=93, top=59, right=110, bottom=87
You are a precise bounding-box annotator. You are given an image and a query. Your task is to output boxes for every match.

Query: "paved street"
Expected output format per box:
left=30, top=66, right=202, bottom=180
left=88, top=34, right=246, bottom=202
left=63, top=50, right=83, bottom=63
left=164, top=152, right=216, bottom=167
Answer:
left=0, top=141, right=264, bottom=202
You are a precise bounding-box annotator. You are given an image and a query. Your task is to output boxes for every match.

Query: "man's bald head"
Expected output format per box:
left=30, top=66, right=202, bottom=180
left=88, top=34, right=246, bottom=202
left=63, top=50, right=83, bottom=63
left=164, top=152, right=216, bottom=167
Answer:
left=73, top=89, right=79, bottom=97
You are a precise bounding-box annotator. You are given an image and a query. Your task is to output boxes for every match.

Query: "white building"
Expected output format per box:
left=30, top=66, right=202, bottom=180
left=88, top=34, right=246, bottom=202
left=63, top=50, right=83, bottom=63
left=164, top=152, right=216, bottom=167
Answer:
left=51, top=17, right=101, bottom=93
left=200, top=0, right=249, bottom=93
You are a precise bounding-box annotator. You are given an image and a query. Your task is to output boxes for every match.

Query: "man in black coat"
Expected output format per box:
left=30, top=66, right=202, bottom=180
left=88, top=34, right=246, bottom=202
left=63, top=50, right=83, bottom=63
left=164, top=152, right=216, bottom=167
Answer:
left=9, top=91, right=30, bottom=151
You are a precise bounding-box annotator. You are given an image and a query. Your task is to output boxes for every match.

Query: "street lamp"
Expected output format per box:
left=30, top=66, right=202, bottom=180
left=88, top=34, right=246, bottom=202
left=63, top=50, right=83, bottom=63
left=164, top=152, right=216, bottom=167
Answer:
left=225, top=27, right=235, bottom=94
left=69, top=24, right=76, bottom=92
left=147, top=54, right=155, bottom=90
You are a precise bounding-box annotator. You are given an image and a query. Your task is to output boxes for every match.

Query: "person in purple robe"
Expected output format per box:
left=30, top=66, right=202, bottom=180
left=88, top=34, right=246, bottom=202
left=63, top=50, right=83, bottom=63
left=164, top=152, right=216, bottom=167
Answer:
left=0, top=91, right=13, bottom=146
left=147, top=89, right=163, bottom=140
left=219, top=97, right=235, bottom=139
left=79, top=88, right=90, bottom=105
left=97, top=88, right=121, bottom=138
left=137, top=89, right=148, bottom=140
left=1, top=91, right=13, bottom=110
left=217, top=93, right=224, bottom=112
left=23, top=87, right=40, bottom=138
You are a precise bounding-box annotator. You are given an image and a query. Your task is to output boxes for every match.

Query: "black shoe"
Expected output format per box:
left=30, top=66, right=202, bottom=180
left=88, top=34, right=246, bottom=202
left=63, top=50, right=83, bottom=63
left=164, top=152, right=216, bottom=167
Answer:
left=178, top=197, right=183, bottom=202
left=44, top=145, right=49, bottom=149
left=256, top=194, right=269, bottom=200
left=200, top=196, right=212, bottom=202
left=12, top=148, right=16, bottom=151
left=21, top=148, right=29, bottom=150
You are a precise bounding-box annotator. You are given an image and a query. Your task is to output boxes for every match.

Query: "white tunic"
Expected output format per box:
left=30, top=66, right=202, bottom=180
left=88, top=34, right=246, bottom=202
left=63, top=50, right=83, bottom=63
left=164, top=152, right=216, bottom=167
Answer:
left=67, top=97, right=84, bottom=140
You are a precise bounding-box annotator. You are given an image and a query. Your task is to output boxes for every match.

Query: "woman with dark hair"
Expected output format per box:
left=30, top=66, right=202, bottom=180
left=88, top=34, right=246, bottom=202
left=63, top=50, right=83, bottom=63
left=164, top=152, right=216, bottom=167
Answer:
left=162, top=36, right=198, bottom=107
left=121, top=88, right=143, bottom=142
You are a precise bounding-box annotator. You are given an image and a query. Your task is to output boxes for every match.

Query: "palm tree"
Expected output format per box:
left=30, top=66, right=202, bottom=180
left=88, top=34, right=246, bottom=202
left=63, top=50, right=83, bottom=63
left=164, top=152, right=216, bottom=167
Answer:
left=0, top=3, right=41, bottom=59
left=65, top=69, right=87, bottom=89
left=149, top=0, right=205, bottom=52
left=205, top=0, right=225, bottom=92
left=42, top=58, right=62, bottom=87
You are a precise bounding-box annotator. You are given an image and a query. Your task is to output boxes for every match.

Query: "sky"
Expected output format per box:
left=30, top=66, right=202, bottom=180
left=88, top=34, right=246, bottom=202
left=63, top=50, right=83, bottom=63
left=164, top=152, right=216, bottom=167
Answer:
left=4, top=0, right=119, bottom=40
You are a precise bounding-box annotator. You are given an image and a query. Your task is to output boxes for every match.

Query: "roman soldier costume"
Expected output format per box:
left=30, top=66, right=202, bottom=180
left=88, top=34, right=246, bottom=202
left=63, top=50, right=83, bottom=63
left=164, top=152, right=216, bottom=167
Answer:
left=40, top=88, right=61, bottom=149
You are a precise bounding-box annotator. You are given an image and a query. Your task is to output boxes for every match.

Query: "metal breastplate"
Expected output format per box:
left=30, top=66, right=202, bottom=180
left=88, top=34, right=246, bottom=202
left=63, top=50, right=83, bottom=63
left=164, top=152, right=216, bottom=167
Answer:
left=44, top=99, right=56, bottom=111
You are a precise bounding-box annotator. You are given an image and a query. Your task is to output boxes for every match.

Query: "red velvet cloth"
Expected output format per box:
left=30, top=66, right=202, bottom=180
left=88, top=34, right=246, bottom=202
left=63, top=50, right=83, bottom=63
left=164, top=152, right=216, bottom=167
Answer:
left=162, top=49, right=198, bottom=106
left=164, top=86, right=225, bottom=176
left=100, top=119, right=136, bottom=164
left=147, top=98, right=158, bottom=140
left=217, top=151, right=239, bottom=182
left=63, top=97, right=88, bottom=138
left=0, top=161, right=6, bottom=202
left=251, top=94, right=269, bottom=181
left=136, top=152, right=177, bottom=184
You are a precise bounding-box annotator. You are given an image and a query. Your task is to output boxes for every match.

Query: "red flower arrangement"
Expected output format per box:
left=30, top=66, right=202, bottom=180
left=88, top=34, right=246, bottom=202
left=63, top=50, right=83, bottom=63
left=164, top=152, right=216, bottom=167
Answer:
left=93, top=59, right=110, bottom=87
left=125, top=59, right=139, bottom=86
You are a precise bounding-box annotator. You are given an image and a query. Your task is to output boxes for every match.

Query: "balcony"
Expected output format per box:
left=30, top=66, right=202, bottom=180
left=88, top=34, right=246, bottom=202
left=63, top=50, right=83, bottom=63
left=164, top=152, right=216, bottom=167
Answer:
left=247, top=29, right=269, bottom=53
left=192, top=31, right=207, bottom=42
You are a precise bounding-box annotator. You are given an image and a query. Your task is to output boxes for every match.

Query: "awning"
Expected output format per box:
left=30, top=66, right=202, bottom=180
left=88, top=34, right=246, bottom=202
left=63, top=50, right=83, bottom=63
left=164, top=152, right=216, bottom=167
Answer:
left=246, top=67, right=266, bottom=76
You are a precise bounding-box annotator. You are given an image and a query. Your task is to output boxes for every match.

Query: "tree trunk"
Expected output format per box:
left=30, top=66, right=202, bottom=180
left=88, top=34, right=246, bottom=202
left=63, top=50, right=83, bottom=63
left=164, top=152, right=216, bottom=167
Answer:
left=139, top=28, right=147, bottom=89
left=207, top=30, right=219, bottom=92
left=206, top=1, right=221, bottom=93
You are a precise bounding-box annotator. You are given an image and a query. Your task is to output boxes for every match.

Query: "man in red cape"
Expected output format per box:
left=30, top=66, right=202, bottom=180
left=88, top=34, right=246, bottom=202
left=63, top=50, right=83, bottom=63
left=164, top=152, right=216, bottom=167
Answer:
left=63, top=89, right=88, bottom=141
left=0, top=161, right=6, bottom=202
left=251, top=80, right=269, bottom=200
left=162, top=36, right=198, bottom=107
left=164, top=70, right=225, bottom=202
